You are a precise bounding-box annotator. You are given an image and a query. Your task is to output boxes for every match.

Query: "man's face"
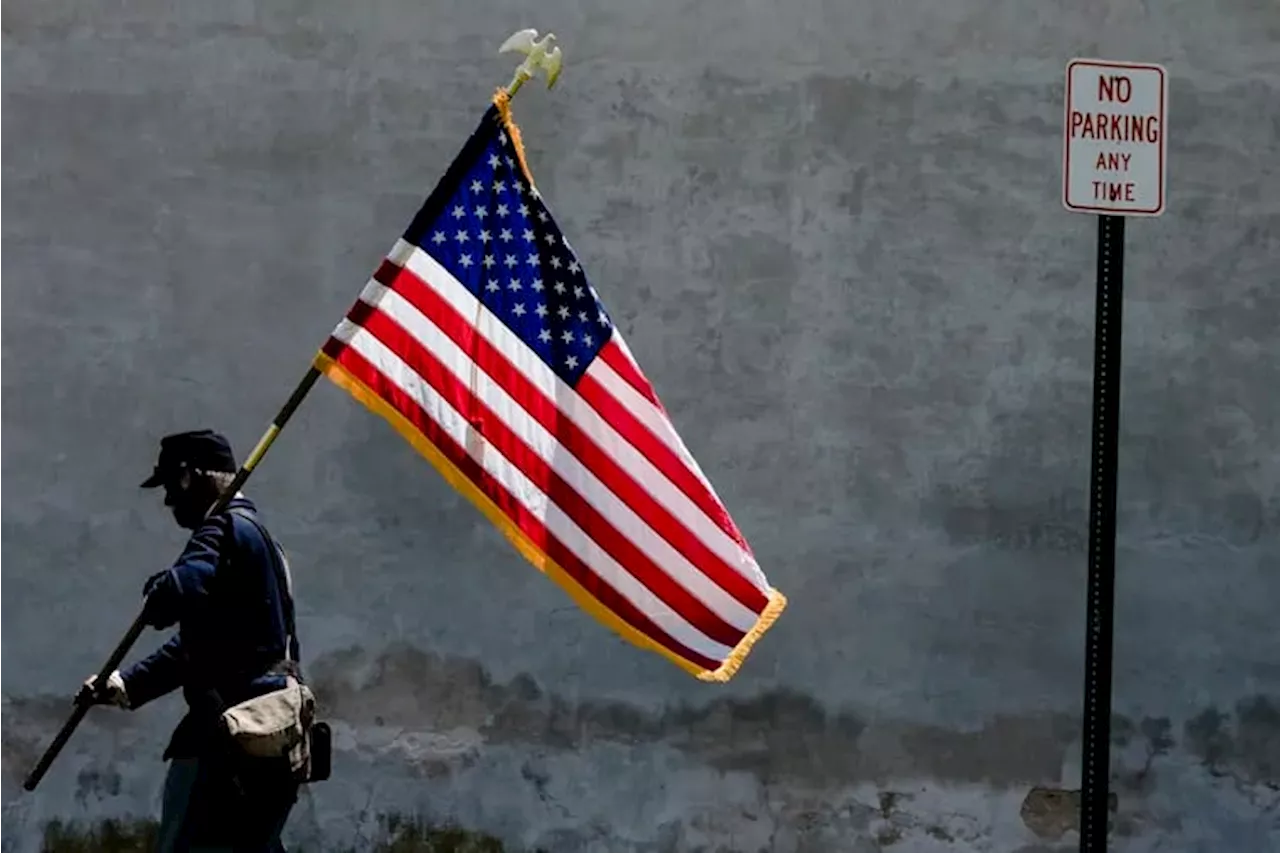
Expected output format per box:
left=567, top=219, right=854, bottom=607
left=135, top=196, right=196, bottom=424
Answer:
left=162, top=469, right=209, bottom=529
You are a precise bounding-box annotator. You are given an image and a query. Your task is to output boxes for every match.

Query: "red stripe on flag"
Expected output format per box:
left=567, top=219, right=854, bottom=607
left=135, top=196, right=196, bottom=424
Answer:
left=373, top=258, right=403, bottom=287
left=352, top=306, right=748, bottom=648
left=597, top=339, right=662, bottom=409
left=574, top=371, right=751, bottom=553
left=383, top=269, right=769, bottom=614
left=320, top=337, right=724, bottom=673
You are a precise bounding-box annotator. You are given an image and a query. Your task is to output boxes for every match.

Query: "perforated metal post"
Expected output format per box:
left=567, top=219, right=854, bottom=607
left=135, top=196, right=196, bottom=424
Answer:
left=1079, top=213, right=1125, bottom=851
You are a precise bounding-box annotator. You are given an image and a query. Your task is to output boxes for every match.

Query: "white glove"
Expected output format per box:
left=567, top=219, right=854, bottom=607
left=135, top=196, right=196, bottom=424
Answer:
left=80, top=670, right=130, bottom=708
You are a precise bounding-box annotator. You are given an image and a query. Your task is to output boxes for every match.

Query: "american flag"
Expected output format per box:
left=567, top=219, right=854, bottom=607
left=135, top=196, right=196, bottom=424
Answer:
left=315, top=92, right=786, bottom=681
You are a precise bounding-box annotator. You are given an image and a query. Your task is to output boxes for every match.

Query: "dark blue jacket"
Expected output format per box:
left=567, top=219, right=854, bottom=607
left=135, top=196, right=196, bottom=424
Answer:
left=119, top=496, right=299, bottom=759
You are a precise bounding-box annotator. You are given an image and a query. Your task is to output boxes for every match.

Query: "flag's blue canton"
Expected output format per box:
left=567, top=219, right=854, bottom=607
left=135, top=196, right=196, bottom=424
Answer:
left=408, top=116, right=613, bottom=387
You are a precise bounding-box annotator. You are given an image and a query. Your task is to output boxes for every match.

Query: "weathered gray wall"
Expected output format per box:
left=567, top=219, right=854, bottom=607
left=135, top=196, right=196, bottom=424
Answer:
left=3, top=1, right=1278, bottom=851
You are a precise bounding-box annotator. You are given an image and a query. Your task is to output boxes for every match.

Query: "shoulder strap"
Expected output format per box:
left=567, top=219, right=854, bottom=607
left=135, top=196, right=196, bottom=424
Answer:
left=226, top=506, right=300, bottom=664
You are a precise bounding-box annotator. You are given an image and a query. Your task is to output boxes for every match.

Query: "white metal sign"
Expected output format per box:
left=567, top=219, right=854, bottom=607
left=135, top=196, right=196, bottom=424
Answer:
left=1063, top=58, right=1167, bottom=216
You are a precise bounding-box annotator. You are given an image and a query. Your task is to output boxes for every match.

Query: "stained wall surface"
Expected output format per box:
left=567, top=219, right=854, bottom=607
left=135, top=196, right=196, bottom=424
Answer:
left=3, top=2, right=1278, bottom=851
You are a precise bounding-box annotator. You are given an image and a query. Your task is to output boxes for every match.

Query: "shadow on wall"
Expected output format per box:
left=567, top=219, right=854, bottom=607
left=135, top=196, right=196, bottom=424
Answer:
left=41, top=814, right=513, bottom=852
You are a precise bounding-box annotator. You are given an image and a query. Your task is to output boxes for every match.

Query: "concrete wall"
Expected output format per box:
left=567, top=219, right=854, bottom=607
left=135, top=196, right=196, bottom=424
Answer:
left=3, top=2, right=1277, bottom=851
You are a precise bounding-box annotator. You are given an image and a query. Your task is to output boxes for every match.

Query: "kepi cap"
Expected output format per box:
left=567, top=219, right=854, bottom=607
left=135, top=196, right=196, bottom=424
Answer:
left=140, top=429, right=238, bottom=488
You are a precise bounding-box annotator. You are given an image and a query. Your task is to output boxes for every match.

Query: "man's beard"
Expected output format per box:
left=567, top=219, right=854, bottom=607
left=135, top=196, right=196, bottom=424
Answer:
left=171, top=502, right=207, bottom=529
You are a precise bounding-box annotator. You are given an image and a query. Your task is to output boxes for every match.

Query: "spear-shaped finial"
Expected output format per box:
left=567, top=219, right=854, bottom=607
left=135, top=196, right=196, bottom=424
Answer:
left=499, top=28, right=564, bottom=97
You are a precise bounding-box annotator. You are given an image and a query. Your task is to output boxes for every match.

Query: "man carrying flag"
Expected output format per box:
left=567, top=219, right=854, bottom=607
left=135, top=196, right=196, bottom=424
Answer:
left=24, top=29, right=788, bottom=809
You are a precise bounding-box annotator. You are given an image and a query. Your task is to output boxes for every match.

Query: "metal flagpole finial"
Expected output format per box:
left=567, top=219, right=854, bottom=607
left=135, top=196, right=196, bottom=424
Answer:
left=499, top=28, right=563, bottom=96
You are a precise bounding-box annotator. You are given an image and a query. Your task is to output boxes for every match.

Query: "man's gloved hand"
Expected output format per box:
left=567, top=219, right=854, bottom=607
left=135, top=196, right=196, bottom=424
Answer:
left=142, top=569, right=166, bottom=598
left=78, top=670, right=130, bottom=708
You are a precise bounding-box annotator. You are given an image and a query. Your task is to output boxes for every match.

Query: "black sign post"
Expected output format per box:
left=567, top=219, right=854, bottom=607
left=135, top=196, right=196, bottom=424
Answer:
left=1063, top=56, right=1166, bottom=852
left=1078, top=213, right=1125, bottom=850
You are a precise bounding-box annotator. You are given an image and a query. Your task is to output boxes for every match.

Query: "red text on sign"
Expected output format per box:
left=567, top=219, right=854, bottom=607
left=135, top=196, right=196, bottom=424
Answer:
left=1092, top=181, right=1135, bottom=202
left=1069, top=111, right=1160, bottom=142
left=1094, top=152, right=1132, bottom=171
left=1098, top=75, right=1132, bottom=103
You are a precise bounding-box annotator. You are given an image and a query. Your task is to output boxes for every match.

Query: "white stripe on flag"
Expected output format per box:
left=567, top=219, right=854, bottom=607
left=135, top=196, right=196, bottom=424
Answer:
left=607, top=333, right=728, bottom=497
left=587, top=353, right=715, bottom=491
